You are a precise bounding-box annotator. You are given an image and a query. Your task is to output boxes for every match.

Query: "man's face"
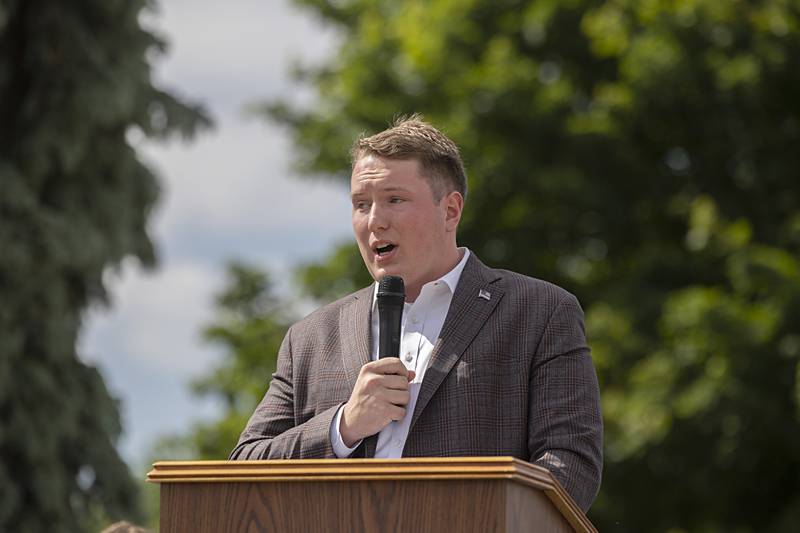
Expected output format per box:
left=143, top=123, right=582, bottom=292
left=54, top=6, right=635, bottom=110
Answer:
left=350, top=155, right=462, bottom=301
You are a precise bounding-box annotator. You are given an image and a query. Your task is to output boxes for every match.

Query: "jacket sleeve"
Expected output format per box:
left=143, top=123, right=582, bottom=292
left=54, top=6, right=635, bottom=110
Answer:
left=229, top=325, right=339, bottom=460
left=528, top=292, right=603, bottom=512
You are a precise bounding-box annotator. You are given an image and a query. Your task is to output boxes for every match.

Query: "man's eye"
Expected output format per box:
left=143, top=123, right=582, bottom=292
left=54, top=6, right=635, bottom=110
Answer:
left=354, top=201, right=370, bottom=211
left=389, top=197, right=404, bottom=204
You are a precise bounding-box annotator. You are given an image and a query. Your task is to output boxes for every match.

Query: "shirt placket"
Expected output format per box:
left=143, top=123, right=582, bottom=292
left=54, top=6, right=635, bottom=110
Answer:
left=404, top=303, right=430, bottom=370
left=387, top=304, right=427, bottom=453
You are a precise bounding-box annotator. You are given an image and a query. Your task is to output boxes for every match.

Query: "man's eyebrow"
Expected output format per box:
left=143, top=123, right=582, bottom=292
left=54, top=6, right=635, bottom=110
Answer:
left=351, top=186, right=411, bottom=198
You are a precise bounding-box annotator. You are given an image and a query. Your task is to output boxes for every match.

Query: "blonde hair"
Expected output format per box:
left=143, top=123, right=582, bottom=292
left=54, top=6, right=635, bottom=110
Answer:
left=351, top=114, right=467, bottom=200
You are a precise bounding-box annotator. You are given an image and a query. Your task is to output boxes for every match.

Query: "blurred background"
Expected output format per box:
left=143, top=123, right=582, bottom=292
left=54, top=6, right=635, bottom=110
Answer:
left=1, top=0, right=799, bottom=531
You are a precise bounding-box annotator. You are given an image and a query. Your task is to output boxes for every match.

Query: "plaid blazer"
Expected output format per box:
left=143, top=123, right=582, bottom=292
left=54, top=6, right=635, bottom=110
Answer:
left=231, top=254, right=603, bottom=511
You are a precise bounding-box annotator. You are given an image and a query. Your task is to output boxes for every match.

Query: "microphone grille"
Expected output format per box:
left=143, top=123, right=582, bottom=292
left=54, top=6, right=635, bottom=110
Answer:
left=377, top=275, right=405, bottom=298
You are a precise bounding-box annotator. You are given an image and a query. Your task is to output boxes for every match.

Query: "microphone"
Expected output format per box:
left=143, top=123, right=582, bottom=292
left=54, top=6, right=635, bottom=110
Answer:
left=377, top=275, right=405, bottom=359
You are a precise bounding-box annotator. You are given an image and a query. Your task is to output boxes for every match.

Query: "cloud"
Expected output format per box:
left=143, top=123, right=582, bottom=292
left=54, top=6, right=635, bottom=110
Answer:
left=145, top=0, right=341, bottom=111
left=140, top=117, right=352, bottom=259
left=79, top=259, right=228, bottom=464
left=82, top=259, right=224, bottom=375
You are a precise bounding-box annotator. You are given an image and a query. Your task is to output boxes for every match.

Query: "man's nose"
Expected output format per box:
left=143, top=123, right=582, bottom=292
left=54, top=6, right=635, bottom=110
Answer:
left=367, top=203, right=389, bottom=232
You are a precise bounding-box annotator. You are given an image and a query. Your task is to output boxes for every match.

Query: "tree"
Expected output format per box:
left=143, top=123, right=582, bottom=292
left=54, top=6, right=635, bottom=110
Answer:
left=0, top=0, right=210, bottom=531
left=262, top=0, right=800, bottom=530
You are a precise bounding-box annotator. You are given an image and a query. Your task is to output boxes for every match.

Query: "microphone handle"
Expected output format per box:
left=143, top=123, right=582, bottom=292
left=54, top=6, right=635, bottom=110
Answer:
left=378, top=305, right=403, bottom=358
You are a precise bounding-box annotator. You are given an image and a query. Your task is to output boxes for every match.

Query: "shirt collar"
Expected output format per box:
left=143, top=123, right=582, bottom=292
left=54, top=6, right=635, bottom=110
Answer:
left=371, top=247, right=471, bottom=306
left=435, top=247, right=470, bottom=296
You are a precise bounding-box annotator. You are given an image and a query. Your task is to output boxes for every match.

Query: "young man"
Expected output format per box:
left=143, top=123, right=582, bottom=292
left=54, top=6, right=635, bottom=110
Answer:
left=231, top=116, right=603, bottom=512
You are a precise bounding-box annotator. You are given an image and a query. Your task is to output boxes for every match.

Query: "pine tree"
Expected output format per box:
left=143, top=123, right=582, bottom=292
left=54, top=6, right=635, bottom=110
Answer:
left=0, top=0, right=210, bottom=530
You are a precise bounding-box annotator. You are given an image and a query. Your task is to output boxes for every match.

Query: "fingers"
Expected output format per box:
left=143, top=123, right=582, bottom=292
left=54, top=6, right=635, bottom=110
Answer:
left=368, top=357, right=411, bottom=378
left=387, top=404, right=406, bottom=422
left=364, top=358, right=416, bottom=380
left=384, top=388, right=410, bottom=406
left=382, top=374, right=410, bottom=390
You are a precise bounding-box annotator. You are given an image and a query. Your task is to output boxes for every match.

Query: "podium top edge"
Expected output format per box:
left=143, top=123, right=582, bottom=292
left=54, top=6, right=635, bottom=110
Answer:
left=150, top=456, right=523, bottom=468
left=146, top=457, right=550, bottom=484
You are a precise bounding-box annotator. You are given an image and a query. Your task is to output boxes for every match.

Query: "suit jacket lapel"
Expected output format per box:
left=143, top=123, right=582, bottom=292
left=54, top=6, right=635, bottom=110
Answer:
left=339, top=285, right=373, bottom=393
left=409, top=254, right=503, bottom=432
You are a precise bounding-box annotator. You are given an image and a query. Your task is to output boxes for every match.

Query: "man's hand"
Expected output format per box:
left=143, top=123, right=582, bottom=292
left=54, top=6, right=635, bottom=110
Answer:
left=340, top=358, right=416, bottom=447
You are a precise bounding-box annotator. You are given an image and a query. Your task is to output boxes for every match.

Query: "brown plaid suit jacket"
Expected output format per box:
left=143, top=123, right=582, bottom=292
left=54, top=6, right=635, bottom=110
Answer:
left=231, top=253, right=603, bottom=511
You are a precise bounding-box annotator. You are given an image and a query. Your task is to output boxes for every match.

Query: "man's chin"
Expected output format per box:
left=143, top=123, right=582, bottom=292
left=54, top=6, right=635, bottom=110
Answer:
left=369, top=264, right=402, bottom=282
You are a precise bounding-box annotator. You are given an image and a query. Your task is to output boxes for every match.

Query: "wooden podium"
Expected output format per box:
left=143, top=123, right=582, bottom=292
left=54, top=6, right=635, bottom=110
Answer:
left=147, top=457, right=596, bottom=532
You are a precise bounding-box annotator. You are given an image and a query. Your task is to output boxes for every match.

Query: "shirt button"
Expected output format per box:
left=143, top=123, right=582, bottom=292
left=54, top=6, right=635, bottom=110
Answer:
left=410, top=314, right=419, bottom=324
left=405, top=353, right=413, bottom=362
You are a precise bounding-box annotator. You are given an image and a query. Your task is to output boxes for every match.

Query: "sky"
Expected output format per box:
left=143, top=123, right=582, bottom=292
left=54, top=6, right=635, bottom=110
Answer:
left=79, top=0, right=353, bottom=469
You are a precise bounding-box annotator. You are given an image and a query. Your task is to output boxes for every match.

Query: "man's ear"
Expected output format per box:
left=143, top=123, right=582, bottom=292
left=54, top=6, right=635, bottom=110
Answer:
left=443, top=191, right=464, bottom=232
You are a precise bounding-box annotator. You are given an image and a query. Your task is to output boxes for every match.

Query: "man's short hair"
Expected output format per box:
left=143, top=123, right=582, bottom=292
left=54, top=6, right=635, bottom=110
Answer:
left=350, top=114, right=468, bottom=201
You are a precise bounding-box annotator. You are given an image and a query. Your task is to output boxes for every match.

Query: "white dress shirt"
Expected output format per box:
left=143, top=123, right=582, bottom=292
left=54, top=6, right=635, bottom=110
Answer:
left=330, top=248, right=471, bottom=458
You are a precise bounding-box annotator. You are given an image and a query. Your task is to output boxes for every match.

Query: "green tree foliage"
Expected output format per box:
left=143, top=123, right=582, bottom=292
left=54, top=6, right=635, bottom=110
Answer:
left=0, top=0, right=210, bottom=531
left=261, top=0, right=800, bottom=530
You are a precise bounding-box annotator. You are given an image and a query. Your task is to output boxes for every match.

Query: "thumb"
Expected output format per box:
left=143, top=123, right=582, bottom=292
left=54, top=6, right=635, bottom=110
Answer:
left=407, top=370, right=416, bottom=382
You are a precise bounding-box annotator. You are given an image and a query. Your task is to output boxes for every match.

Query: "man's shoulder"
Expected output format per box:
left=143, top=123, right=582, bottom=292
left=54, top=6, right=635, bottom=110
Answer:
left=473, top=262, right=585, bottom=331
left=471, top=255, right=577, bottom=307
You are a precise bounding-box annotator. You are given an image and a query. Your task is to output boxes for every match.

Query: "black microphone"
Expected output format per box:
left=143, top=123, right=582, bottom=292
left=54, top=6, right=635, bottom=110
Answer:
left=377, top=275, right=405, bottom=359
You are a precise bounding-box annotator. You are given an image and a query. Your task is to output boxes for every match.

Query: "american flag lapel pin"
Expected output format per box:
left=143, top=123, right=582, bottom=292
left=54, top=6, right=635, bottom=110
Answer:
left=478, top=289, right=491, bottom=301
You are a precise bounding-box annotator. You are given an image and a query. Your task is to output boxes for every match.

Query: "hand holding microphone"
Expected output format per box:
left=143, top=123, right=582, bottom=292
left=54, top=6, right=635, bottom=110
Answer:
left=340, top=276, right=413, bottom=447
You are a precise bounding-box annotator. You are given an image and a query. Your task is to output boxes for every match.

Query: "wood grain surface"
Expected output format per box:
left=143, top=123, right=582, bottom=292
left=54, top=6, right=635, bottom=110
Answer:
left=149, top=458, right=595, bottom=533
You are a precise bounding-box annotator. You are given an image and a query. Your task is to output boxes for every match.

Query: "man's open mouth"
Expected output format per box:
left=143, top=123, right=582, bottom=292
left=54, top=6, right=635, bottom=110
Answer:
left=375, top=244, right=397, bottom=256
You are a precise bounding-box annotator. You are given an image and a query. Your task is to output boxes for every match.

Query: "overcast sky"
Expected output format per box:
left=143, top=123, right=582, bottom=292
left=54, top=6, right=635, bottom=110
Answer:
left=79, top=0, right=353, bottom=469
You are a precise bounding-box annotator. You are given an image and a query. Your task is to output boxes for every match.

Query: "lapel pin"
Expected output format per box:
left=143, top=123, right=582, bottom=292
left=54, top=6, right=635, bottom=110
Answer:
left=478, top=289, right=491, bottom=301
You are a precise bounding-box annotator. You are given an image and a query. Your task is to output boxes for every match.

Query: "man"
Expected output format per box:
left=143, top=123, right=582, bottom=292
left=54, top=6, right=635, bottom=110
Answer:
left=231, top=116, right=603, bottom=512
